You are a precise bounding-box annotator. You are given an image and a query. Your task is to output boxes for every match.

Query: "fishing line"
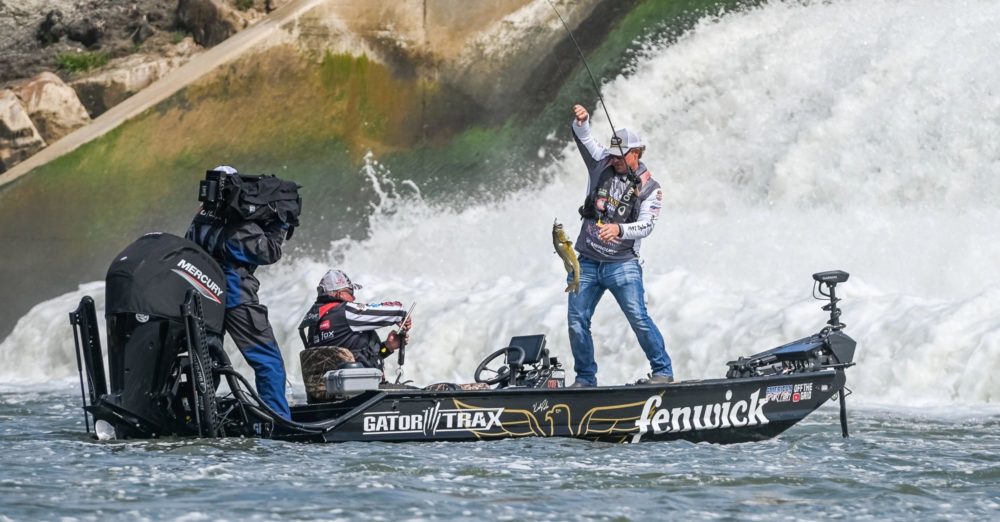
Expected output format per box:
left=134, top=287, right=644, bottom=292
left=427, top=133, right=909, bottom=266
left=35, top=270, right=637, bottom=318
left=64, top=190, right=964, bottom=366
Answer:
left=546, top=0, right=639, bottom=192
left=545, top=0, right=630, bottom=160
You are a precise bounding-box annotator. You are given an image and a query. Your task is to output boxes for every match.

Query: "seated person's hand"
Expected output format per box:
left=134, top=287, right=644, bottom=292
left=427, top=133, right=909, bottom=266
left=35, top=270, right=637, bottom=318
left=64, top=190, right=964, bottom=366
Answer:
left=385, top=330, right=410, bottom=352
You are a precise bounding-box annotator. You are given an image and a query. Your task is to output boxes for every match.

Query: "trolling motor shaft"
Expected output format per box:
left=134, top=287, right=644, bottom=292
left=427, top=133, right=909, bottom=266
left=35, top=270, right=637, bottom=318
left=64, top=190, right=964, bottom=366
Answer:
left=813, top=270, right=849, bottom=331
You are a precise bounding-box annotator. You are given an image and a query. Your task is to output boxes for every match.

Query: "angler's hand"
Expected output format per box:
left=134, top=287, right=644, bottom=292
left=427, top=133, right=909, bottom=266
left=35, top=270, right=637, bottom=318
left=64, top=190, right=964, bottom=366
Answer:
left=597, top=223, right=621, bottom=242
left=385, top=330, right=409, bottom=351
left=399, top=315, right=413, bottom=332
left=573, top=104, right=589, bottom=125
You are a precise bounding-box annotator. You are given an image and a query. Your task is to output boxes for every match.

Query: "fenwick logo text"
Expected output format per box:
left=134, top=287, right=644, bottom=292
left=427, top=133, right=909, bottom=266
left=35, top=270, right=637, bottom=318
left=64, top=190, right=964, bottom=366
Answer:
left=172, top=259, right=224, bottom=303
left=631, top=389, right=769, bottom=442
left=363, top=402, right=504, bottom=436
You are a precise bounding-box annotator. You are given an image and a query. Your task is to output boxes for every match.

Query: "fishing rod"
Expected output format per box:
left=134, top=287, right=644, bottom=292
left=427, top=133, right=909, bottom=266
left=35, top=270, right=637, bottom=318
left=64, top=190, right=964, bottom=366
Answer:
left=545, top=0, right=638, bottom=184
left=394, top=303, right=416, bottom=384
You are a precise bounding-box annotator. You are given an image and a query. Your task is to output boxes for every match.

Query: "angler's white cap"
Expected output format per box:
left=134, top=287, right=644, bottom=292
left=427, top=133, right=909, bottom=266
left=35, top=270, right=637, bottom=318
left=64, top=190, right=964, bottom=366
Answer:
left=607, top=128, right=644, bottom=156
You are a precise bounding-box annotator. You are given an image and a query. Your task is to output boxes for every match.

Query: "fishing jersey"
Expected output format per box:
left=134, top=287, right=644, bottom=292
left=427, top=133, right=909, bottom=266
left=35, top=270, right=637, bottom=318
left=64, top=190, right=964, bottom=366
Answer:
left=571, top=119, right=663, bottom=262
left=298, top=297, right=408, bottom=370
left=185, top=207, right=287, bottom=309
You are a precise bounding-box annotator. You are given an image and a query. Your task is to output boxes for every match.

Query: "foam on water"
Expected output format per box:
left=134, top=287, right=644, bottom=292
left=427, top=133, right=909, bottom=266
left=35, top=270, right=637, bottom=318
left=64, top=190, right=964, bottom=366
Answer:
left=3, top=0, right=999, bottom=406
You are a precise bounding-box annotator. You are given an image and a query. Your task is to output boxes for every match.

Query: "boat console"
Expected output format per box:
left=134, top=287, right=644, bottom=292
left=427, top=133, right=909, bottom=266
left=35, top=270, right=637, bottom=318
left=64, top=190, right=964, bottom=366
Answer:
left=473, top=334, right=565, bottom=388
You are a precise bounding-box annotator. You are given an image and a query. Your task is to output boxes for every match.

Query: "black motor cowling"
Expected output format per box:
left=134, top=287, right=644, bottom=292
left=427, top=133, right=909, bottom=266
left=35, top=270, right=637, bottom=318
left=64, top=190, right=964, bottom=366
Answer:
left=106, top=232, right=225, bottom=331
left=95, top=232, right=226, bottom=437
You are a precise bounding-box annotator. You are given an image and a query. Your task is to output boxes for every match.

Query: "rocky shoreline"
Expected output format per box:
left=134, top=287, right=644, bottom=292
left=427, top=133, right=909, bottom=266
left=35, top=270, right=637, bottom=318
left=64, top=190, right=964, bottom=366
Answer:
left=0, top=0, right=289, bottom=173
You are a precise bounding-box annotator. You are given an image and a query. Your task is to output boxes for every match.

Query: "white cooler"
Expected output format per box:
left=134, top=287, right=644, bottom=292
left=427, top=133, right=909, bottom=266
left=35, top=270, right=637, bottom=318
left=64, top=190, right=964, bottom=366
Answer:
left=323, top=368, right=383, bottom=398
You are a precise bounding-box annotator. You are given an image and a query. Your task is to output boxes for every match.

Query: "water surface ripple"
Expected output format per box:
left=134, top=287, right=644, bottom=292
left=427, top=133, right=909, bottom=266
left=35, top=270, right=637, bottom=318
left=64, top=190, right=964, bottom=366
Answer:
left=1, top=390, right=998, bottom=520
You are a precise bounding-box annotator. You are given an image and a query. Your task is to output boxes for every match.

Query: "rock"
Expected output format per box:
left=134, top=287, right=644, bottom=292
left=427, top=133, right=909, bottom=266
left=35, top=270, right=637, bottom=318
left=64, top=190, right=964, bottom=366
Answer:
left=0, top=90, right=46, bottom=174
left=176, top=0, right=244, bottom=47
left=66, top=18, right=105, bottom=48
left=168, top=36, right=199, bottom=58
left=36, top=9, right=68, bottom=45
left=70, top=54, right=190, bottom=117
left=128, top=20, right=156, bottom=45
left=15, top=72, right=91, bottom=143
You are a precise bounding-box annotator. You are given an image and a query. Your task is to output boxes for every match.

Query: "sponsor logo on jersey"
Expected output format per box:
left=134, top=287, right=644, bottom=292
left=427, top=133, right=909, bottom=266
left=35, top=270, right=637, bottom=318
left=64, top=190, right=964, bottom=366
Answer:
left=366, top=301, right=402, bottom=309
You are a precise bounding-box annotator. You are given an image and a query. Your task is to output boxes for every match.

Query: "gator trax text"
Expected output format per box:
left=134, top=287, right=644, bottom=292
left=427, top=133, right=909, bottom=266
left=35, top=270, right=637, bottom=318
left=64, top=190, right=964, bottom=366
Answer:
left=363, top=403, right=504, bottom=436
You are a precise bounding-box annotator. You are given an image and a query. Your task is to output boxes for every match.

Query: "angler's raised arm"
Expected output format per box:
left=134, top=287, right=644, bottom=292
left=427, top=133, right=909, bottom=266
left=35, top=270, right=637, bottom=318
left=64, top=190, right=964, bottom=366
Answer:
left=571, top=105, right=604, bottom=172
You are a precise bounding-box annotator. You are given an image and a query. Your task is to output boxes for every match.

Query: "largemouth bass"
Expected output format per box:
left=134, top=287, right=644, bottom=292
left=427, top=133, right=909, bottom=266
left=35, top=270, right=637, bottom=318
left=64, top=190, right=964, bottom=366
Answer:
left=552, top=219, right=580, bottom=293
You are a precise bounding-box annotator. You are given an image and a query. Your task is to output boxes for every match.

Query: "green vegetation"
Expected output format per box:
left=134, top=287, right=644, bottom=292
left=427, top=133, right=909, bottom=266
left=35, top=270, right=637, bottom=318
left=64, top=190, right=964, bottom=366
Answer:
left=54, top=51, right=110, bottom=73
left=234, top=0, right=255, bottom=11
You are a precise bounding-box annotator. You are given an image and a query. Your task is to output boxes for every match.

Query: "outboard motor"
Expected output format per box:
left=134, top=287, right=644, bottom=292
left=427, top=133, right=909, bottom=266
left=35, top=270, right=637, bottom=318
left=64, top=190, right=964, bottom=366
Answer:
left=71, top=232, right=226, bottom=439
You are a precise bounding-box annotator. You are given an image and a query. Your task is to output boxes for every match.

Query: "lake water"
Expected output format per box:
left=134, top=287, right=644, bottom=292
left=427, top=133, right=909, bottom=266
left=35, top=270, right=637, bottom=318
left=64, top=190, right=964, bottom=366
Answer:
left=2, top=387, right=998, bottom=520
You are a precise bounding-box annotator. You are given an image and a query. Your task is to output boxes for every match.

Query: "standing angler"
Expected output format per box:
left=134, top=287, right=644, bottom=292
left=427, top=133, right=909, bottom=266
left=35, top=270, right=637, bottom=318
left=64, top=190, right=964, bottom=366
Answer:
left=566, top=104, right=674, bottom=387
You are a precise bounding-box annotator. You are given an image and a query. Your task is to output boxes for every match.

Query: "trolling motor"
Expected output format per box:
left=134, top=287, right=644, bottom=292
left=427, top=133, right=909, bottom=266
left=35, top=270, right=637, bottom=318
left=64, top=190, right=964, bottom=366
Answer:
left=726, top=270, right=857, bottom=378
left=724, top=270, right=857, bottom=437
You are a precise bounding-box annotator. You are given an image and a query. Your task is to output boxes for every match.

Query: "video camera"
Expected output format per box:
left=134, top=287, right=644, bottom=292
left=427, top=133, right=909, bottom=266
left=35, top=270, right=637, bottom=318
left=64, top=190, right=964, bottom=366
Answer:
left=197, top=168, right=303, bottom=237
left=197, top=168, right=238, bottom=213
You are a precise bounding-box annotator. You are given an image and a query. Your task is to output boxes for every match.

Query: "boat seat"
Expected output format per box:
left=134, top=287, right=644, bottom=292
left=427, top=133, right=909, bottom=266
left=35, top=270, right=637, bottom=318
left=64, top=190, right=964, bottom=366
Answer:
left=300, top=346, right=356, bottom=403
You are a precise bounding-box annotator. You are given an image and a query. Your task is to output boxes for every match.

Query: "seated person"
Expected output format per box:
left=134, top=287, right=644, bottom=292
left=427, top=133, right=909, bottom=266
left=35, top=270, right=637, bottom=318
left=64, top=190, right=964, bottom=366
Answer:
left=297, top=269, right=488, bottom=401
left=298, top=269, right=412, bottom=398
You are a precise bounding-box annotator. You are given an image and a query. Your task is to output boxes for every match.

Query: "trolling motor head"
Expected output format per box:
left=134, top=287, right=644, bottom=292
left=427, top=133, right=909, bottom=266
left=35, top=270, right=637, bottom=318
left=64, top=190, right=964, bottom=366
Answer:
left=813, top=270, right=849, bottom=332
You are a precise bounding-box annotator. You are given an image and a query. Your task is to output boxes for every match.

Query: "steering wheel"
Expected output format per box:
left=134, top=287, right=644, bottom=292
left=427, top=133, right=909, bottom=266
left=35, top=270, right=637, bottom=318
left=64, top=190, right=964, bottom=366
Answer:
left=474, top=346, right=526, bottom=386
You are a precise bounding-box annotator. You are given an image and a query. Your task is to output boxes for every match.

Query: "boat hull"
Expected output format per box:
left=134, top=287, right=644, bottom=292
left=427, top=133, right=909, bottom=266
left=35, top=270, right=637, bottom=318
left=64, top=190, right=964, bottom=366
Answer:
left=287, top=370, right=845, bottom=444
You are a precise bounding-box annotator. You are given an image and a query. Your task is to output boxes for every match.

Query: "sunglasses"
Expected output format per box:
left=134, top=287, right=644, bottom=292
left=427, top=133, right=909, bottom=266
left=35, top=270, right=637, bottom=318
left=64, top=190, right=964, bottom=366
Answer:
left=609, top=150, right=637, bottom=160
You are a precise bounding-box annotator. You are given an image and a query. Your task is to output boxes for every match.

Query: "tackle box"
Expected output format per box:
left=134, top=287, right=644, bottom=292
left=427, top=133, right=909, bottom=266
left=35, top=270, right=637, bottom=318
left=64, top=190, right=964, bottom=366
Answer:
left=323, top=368, right=383, bottom=398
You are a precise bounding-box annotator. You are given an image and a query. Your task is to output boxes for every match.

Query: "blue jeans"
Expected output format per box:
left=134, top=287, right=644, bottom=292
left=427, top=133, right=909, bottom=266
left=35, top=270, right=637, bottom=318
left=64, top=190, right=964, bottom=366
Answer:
left=567, top=257, right=672, bottom=386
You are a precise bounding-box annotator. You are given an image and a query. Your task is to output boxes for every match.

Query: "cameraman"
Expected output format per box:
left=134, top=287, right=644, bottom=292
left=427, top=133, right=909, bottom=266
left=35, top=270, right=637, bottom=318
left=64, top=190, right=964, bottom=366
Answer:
left=185, top=165, right=291, bottom=420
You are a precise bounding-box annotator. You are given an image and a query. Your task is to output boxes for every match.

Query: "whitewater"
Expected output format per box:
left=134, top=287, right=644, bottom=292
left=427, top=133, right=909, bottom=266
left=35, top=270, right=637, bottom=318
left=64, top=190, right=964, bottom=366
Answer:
left=2, top=0, right=999, bottom=410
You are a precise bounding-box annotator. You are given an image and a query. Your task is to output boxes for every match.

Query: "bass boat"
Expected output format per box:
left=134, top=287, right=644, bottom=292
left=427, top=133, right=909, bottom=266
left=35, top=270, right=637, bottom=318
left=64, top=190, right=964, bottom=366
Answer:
left=70, top=233, right=857, bottom=444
